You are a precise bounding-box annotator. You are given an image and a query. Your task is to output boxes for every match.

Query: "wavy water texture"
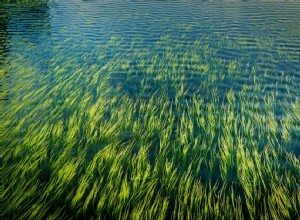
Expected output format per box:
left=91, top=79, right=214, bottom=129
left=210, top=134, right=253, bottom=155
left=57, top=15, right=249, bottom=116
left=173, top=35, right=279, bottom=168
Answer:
left=1, top=0, right=300, bottom=219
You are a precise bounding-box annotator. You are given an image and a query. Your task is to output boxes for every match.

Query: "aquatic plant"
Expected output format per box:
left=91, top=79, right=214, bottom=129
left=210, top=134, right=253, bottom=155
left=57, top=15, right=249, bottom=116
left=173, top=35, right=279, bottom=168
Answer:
left=1, top=2, right=300, bottom=219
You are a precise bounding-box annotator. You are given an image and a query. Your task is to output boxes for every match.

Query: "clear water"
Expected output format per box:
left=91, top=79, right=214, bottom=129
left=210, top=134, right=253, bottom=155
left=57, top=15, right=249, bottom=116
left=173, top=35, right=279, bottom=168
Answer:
left=2, top=0, right=300, bottom=143
left=1, top=0, right=300, bottom=218
left=1, top=0, right=300, bottom=95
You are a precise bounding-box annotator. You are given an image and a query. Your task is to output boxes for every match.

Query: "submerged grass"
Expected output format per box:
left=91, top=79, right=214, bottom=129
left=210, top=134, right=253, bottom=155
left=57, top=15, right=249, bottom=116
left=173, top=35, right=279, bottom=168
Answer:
left=1, top=31, right=300, bottom=219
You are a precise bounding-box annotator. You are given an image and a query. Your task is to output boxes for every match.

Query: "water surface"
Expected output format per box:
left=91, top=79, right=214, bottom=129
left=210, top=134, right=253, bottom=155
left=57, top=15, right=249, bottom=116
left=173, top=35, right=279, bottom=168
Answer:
left=1, top=0, right=300, bottom=219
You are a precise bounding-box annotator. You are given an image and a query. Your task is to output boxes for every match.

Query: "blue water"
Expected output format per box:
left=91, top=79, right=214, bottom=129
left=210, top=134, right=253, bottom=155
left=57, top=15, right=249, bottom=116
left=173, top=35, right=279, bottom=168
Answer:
left=1, top=1, right=299, bottom=149
left=1, top=1, right=299, bottom=92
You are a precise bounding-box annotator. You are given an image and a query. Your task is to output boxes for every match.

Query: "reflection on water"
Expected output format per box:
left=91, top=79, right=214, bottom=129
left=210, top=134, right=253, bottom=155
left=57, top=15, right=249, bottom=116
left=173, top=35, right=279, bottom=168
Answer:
left=0, top=5, right=10, bottom=103
left=1, top=2, right=51, bottom=104
left=0, top=5, right=9, bottom=66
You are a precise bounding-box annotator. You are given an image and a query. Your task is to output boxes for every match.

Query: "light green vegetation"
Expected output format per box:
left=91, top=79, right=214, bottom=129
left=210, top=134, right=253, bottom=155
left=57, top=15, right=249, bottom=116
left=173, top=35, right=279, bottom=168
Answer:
left=1, top=32, right=300, bottom=219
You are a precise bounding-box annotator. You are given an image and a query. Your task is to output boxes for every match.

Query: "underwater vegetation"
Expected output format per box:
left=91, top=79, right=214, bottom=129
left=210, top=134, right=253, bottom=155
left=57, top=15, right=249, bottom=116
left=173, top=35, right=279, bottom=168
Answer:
left=1, top=0, right=300, bottom=219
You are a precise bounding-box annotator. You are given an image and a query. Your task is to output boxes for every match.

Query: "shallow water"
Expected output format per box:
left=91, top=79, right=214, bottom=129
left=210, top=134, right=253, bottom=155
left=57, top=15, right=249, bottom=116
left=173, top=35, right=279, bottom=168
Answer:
left=1, top=0, right=300, bottom=219
left=1, top=0, right=300, bottom=144
left=1, top=0, right=300, bottom=94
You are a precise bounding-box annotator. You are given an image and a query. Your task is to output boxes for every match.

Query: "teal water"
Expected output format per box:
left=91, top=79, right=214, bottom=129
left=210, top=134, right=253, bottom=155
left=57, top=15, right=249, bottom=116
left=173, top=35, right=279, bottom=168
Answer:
left=2, top=0, right=300, bottom=145
left=2, top=0, right=300, bottom=95
left=1, top=0, right=300, bottom=219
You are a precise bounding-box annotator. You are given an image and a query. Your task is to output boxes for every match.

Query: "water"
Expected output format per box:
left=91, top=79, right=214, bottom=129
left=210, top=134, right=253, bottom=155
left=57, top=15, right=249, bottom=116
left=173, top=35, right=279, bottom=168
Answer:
left=1, top=0, right=300, bottom=219
left=2, top=0, right=299, bottom=138
left=2, top=1, right=299, bottom=96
